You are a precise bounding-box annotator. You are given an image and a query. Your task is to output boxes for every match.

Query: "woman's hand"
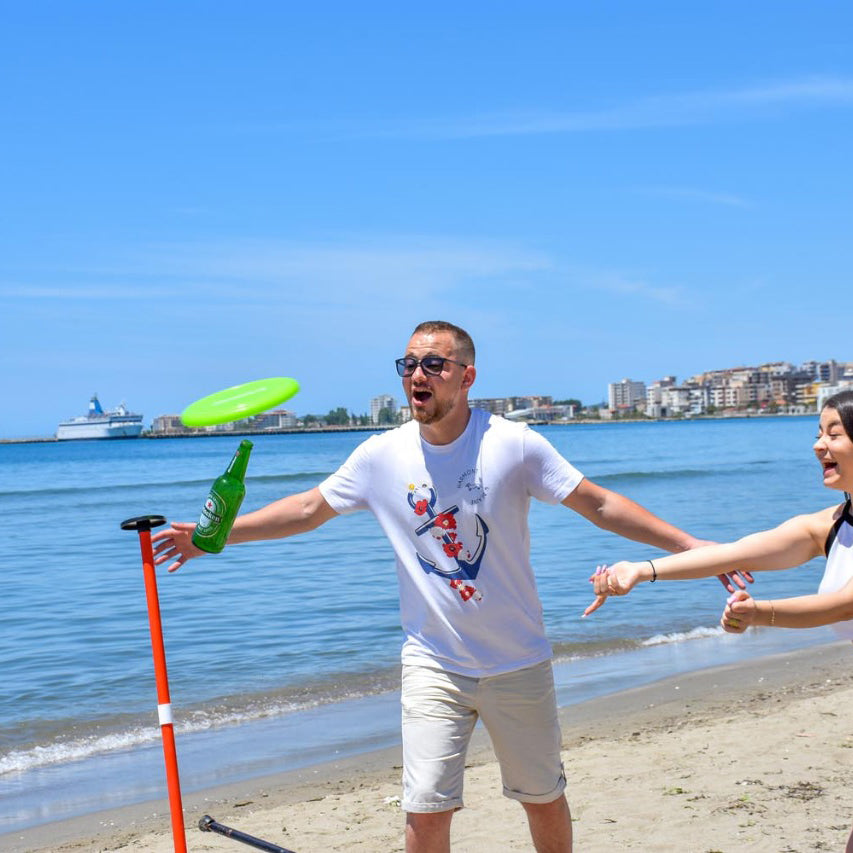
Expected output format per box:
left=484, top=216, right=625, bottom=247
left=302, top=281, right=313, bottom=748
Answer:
left=721, top=590, right=757, bottom=633
left=583, top=561, right=645, bottom=616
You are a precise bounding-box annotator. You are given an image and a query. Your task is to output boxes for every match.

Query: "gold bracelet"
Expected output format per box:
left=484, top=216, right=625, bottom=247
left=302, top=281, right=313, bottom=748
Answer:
left=769, top=600, right=776, bottom=626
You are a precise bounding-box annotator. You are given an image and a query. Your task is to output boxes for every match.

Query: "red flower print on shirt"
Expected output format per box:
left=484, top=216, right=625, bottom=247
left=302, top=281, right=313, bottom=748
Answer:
left=413, top=499, right=428, bottom=516
left=434, top=512, right=457, bottom=530
left=450, top=579, right=483, bottom=602
left=443, top=542, right=463, bottom=558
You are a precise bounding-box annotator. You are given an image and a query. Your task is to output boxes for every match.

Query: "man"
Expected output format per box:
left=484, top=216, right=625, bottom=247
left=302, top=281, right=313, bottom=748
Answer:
left=153, top=320, right=729, bottom=852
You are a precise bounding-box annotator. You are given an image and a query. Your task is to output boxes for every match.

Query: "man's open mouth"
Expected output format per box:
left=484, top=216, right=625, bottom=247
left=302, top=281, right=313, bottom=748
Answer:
left=413, top=390, right=432, bottom=403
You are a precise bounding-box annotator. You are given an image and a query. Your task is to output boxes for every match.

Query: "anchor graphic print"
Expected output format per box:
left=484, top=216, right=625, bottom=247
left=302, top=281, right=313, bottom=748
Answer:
left=408, top=483, right=489, bottom=602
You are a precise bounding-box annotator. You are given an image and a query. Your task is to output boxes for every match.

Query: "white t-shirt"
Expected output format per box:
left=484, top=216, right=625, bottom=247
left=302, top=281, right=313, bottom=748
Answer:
left=318, top=408, right=584, bottom=676
left=818, top=499, right=853, bottom=640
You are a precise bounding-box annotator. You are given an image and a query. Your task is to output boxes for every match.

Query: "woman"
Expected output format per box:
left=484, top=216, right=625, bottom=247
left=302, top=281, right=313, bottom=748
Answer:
left=585, top=389, right=853, bottom=853
left=584, top=390, right=853, bottom=633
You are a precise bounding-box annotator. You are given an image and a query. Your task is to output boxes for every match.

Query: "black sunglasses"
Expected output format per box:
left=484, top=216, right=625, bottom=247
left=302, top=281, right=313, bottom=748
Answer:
left=395, top=356, right=468, bottom=377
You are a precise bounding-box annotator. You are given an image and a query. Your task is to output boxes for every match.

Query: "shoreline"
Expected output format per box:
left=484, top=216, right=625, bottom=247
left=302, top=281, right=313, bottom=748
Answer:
left=7, top=641, right=852, bottom=852
left=0, top=411, right=815, bottom=445
left=3, top=626, right=834, bottom=838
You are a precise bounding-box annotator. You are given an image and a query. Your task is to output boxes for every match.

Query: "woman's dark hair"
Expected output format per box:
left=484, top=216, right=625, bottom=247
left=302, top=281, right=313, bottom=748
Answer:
left=822, top=390, right=853, bottom=441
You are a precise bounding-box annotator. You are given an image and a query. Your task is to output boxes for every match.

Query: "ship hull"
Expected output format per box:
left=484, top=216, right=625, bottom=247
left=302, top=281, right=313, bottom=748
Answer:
left=57, top=395, right=144, bottom=440
left=56, top=418, right=144, bottom=440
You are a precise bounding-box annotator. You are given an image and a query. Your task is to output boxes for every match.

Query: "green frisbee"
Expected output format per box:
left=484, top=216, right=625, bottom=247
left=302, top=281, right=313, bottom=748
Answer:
left=180, top=377, right=300, bottom=427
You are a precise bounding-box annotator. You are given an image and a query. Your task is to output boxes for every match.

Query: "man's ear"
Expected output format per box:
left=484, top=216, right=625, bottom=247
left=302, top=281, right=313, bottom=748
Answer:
left=461, top=365, right=476, bottom=390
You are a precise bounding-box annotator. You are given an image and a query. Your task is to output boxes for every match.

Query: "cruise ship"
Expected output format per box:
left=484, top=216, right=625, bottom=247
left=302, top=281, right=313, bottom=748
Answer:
left=56, top=395, right=145, bottom=440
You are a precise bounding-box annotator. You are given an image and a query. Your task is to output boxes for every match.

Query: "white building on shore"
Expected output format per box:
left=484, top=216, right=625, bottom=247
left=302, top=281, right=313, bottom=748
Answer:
left=608, top=379, right=646, bottom=415
left=370, top=394, right=397, bottom=425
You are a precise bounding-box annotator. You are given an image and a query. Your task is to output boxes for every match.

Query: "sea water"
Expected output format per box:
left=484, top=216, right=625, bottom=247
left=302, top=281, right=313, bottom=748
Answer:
left=0, top=417, right=839, bottom=834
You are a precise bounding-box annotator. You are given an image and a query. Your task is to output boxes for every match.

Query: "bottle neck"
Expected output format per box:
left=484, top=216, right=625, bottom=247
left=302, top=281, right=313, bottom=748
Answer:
left=226, top=439, right=253, bottom=479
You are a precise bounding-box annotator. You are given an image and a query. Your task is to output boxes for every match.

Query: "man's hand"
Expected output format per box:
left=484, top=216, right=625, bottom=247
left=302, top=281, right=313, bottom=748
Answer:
left=151, top=522, right=205, bottom=573
left=716, top=569, right=755, bottom=593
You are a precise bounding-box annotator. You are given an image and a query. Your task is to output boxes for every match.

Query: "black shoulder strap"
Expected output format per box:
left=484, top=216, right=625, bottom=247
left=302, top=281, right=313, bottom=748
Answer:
left=825, top=498, right=853, bottom=556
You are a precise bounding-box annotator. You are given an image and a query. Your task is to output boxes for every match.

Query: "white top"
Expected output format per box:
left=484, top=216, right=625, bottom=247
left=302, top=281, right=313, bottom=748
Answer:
left=319, top=408, right=584, bottom=676
left=818, top=499, right=853, bottom=640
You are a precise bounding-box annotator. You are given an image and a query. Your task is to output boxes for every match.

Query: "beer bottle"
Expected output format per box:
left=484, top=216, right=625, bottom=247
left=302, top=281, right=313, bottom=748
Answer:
left=192, top=439, right=253, bottom=553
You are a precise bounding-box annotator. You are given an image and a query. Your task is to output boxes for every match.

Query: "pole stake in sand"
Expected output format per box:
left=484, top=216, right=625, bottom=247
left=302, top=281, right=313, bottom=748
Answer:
left=121, top=514, right=187, bottom=853
left=199, top=815, right=297, bottom=853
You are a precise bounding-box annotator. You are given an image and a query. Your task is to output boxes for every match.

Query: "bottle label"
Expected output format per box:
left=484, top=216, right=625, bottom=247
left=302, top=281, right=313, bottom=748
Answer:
left=197, top=489, right=225, bottom=533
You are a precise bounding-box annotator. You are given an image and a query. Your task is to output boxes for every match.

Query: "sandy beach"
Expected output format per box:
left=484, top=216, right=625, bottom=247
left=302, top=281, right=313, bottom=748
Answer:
left=6, top=642, right=852, bottom=853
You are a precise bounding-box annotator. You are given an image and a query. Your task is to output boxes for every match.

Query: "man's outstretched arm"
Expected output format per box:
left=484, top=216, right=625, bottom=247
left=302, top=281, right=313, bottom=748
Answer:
left=152, top=486, right=338, bottom=573
left=563, top=478, right=700, bottom=551
left=563, top=478, right=753, bottom=590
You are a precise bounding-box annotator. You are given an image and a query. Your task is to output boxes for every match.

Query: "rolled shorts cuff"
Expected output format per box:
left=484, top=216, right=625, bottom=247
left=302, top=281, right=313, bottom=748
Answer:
left=503, top=766, right=567, bottom=804
left=401, top=797, right=464, bottom=814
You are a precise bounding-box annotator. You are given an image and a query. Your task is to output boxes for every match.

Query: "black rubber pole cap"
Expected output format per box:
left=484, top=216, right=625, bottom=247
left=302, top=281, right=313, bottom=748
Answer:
left=120, top=515, right=167, bottom=532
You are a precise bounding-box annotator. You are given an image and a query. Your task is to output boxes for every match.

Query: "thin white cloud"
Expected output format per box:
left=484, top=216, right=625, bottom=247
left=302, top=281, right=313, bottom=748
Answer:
left=1, top=239, right=695, bottom=312
left=110, top=237, right=554, bottom=296
left=3, top=235, right=700, bottom=321
left=0, top=238, right=553, bottom=303
left=359, top=75, right=853, bottom=140
left=581, top=271, right=687, bottom=308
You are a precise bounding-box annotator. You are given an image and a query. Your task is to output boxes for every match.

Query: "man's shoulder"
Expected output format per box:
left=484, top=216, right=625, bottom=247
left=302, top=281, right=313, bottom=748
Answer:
left=357, top=420, right=419, bottom=450
left=474, top=408, right=528, bottom=438
left=477, top=413, right=566, bottom=462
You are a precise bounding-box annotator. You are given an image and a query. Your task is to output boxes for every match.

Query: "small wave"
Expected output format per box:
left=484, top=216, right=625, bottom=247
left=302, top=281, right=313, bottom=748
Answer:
left=0, top=704, right=312, bottom=775
left=0, top=471, right=333, bottom=499
left=592, top=469, right=717, bottom=484
left=585, top=459, right=785, bottom=485
left=0, top=678, right=398, bottom=776
left=250, top=472, right=331, bottom=485
left=0, top=727, right=158, bottom=775
left=641, top=625, right=724, bottom=646
left=551, top=637, right=642, bottom=662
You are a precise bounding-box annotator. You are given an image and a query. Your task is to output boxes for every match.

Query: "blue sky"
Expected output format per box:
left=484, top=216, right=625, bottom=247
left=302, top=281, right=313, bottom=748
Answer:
left=2, top=1, right=852, bottom=437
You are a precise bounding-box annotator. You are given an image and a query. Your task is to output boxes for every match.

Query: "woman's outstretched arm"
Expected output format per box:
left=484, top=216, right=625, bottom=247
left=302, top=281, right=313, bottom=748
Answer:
left=722, top=578, right=853, bottom=632
left=583, top=506, right=836, bottom=616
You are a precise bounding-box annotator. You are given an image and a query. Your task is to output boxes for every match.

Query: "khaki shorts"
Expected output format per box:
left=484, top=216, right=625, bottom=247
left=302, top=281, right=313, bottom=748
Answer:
left=401, top=659, right=566, bottom=813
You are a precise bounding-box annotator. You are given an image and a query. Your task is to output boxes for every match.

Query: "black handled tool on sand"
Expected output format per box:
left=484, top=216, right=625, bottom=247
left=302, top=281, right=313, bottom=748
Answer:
left=199, top=815, right=296, bottom=853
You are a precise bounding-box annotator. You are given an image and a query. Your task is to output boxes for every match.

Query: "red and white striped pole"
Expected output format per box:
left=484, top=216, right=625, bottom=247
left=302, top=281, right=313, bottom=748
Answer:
left=121, top=514, right=187, bottom=853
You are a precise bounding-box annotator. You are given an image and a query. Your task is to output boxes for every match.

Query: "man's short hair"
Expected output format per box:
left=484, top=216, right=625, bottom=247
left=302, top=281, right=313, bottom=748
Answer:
left=411, top=321, right=476, bottom=365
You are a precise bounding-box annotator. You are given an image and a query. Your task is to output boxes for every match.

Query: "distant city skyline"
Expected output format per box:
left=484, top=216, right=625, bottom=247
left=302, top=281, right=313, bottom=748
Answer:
left=2, top=4, right=852, bottom=437
left=610, top=357, right=851, bottom=419
left=143, top=354, right=853, bottom=433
